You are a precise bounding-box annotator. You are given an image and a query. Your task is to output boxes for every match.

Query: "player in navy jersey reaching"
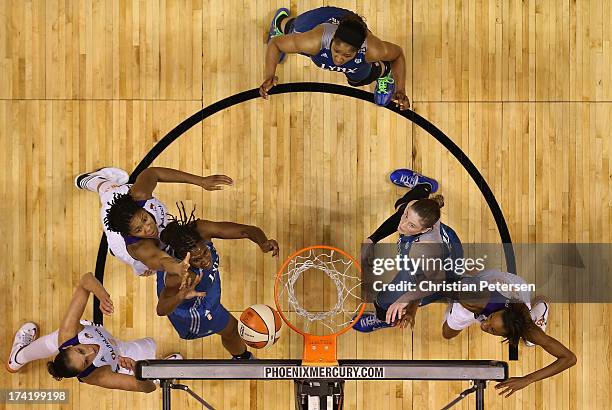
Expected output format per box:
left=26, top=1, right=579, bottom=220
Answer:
left=156, top=203, right=279, bottom=360
left=261, top=6, right=410, bottom=110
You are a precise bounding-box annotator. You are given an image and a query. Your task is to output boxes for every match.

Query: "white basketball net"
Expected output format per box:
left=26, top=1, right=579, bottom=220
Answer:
left=277, top=248, right=363, bottom=335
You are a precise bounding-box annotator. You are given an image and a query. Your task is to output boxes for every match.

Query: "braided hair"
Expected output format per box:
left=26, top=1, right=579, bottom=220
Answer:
left=104, top=192, right=142, bottom=234
left=47, top=350, right=80, bottom=381
left=160, top=202, right=202, bottom=260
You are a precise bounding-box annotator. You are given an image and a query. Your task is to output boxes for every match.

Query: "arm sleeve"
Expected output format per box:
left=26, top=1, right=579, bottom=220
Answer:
left=368, top=206, right=405, bottom=243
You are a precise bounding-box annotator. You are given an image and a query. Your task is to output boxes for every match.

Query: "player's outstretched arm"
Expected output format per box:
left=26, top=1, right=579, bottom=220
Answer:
left=130, top=167, right=233, bottom=200
left=260, top=29, right=323, bottom=98
left=157, top=271, right=206, bottom=316
left=495, top=326, right=576, bottom=397
left=365, top=36, right=409, bottom=110
left=131, top=240, right=191, bottom=276
left=82, top=365, right=156, bottom=393
left=195, top=219, right=279, bottom=256
left=58, top=273, right=114, bottom=344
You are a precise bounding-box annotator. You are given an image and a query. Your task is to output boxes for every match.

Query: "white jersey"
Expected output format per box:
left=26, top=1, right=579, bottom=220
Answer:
left=462, top=268, right=532, bottom=305
left=445, top=269, right=535, bottom=331
left=59, top=323, right=120, bottom=377
left=59, top=321, right=156, bottom=378
left=99, top=184, right=168, bottom=276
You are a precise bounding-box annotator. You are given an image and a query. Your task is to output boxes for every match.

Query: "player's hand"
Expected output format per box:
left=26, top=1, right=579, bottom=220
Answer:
left=397, top=301, right=419, bottom=329
left=178, top=252, right=191, bottom=277
left=81, top=273, right=114, bottom=315
left=495, top=377, right=532, bottom=397
left=178, top=273, right=206, bottom=300
left=259, top=76, right=278, bottom=99
left=386, top=301, right=409, bottom=325
left=260, top=239, right=279, bottom=256
left=199, top=174, right=234, bottom=191
left=97, top=290, right=114, bottom=316
left=392, top=91, right=410, bottom=110
left=141, top=269, right=156, bottom=277
left=118, top=356, right=137, bottom=372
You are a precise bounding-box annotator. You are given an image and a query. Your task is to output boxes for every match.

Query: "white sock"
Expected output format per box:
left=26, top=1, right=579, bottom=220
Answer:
left=97, top=180, right=119, bottom=195
left=15, top=330, right=59, bottom=365
left=79, top=175, right=108, bottom=192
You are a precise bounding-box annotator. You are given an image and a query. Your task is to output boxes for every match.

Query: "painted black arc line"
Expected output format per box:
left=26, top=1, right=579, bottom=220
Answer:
left=92, top=82, right=517, bottom=358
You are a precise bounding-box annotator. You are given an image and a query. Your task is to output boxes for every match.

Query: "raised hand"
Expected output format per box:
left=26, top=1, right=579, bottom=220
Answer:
left=177, top=252, right=192, bottom=288
left=260, top=239, right=279, bottom=257
left=199, top=175, right=234, bottom=191
left=98, top=291, right=114, bottom=316
left=178, top=272, right=207, bottom=300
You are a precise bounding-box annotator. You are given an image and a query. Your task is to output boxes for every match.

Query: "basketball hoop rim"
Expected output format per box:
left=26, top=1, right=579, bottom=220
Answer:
left=273, top=245, right=366, bottom=338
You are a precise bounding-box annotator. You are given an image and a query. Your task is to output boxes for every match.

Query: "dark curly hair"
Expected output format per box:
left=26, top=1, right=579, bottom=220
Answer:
left=500, top=303, right=532, bottom=347
left=104, top=192, right=142, bottom=234
left=47, top=349, right=80, bottom=381
left=160, top=202, right=201, bottom=260
left=333, top=12, right=368, bottom=50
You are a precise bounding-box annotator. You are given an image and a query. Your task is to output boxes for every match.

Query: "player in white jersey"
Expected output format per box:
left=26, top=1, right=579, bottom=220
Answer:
left=6, top=272, right=181, bottom=392
left=386, top=268, right=577, bottom=397
left=74, top=166, right=233, bottom=276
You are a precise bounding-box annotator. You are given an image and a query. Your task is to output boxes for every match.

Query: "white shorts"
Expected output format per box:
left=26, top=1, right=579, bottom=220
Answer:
left=444, top=301, right=534, bottom=331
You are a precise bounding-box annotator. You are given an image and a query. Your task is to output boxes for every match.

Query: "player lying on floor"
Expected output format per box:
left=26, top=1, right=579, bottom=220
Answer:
left=7, top=272, right=181, bottom=392
left=75, top=166, right=233, bottom=276
left=357, top=268, right=577, bottom=397
left=155, top=203, right=279, bottom=359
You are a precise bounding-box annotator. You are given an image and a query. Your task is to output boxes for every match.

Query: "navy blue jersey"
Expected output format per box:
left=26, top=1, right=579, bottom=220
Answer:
left=288, top=6, right=373, bottom=82
left=156, top=241, right=229, bottom=339
left=397, top=222, right=464, bottom=280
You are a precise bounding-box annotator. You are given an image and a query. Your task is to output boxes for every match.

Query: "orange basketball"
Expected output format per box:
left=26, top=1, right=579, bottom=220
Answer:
left=238, top=304, right=282, bottom=349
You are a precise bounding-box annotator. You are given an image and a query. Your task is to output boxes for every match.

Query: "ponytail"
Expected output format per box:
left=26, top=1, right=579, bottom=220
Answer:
left=430, top=194, right=445, bottom=208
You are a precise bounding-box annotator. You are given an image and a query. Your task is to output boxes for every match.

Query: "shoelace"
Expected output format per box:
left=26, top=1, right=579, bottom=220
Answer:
left=362, top=315, right=380, bottom=326
left=377, top=76, right=395, bottom=93
left=18, top=330, right=35, bottom=346
left=399, top=174, right=420, bottom=187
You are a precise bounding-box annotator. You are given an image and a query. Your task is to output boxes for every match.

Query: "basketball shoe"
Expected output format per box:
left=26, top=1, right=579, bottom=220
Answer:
left=389, top=169, right=439, bottom=192
left=352, top=312, right=395, bottom=333
left=267, top=8, right=290, bottom=63
left=6, top=322, right=38, bottom=372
